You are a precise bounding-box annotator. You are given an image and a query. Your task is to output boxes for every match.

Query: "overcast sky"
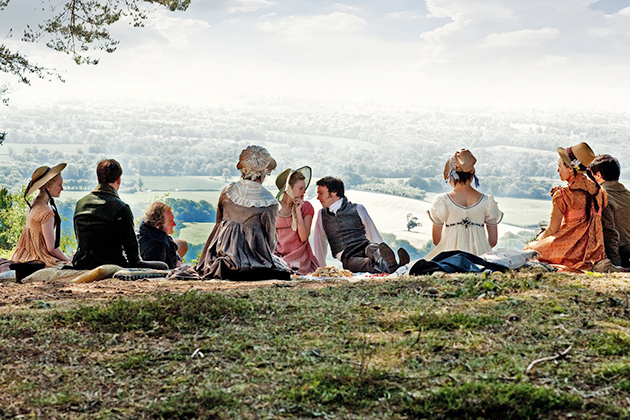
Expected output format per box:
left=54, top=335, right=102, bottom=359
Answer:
left=1, top=0, right=630, bottom=109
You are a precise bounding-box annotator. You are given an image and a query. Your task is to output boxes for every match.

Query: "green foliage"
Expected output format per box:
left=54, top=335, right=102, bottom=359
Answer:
left=165, top=198, right=216, bottom=223
left=355, top=179, right=426, bottom=200
left=482, top=176, right=553, bottom=200
left=416, top=239, right=435, bottom=258
left=0, top=187, right=27, bottom=249
left=59, top=225, right=76, bottom=255
left=408, top=174, right=445, bottom=193
left=497, top=230, right=538, bottom=250
left=2, top=0, right=190, bottom=89
left=381, top=232, right=423, bottom=260
left=53, top=291, right=254, bottom=333
left=402, top=382, right=583, bottom=419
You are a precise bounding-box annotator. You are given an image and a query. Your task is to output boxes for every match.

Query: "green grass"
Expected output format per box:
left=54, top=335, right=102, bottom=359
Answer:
left=53, top=291, right=254, bottom=333
left=402, top=382, right=583, bottom=419
left=1, top=272, right=630, bottom=418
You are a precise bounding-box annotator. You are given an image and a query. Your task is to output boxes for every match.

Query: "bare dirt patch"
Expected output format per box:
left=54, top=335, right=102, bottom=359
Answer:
left=0, top=276, right=356, bottom=310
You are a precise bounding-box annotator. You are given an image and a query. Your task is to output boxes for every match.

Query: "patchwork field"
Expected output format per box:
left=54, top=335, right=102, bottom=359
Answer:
left=178, top=222, right=215, bottom=245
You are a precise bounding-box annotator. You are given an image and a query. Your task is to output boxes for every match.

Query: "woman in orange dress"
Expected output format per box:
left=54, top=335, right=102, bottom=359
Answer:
left=12, top=164, right=72, bottom=267
left=525, top=142, right=606, bottom=270
left=274, top=166, right=320, bottom=275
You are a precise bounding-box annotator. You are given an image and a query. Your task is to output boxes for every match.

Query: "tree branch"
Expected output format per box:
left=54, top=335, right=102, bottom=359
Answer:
left=526, top=345, right=573, bottom=374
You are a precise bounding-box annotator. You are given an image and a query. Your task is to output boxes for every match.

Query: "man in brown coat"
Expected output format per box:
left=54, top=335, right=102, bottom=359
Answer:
left=589, top=155, right=630, bottom=267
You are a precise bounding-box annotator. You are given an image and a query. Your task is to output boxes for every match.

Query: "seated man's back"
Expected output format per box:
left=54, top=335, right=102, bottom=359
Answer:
left=73, top=184, right=140, bottom=269
left=72, top=159, right=142, bottom=270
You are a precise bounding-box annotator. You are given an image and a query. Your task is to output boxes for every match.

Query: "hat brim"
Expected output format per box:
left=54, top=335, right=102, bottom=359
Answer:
left=25, top=163, right=66, bottom=197
left=275, top=166, right=312, bottom=200
left=557, top=147, right=571, bottom=166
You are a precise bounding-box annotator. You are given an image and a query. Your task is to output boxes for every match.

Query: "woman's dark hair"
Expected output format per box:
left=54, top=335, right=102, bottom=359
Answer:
left=452, top=171, right=473, bottom=185
left=97, top=159, right=123, bottom=184
left=588, top=154, right=620, bottom=181
left=584, top=172, right=601, bottom=221
left=316, top=176, right=345, bottom=198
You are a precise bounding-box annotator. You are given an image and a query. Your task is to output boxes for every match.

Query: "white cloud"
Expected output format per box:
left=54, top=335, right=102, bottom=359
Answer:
left=483, top=27, right=560, bottom=48
left=425, top=0, right=514, bottom=20
left=386, top=11, right=422, bottom=20
left=143, top=11, right=211, bottom=44
left=229, top=0, right=273, bottom=13
left=256, top=12, right=367, bottom=41
left=332, top=3, right=360, bottom=12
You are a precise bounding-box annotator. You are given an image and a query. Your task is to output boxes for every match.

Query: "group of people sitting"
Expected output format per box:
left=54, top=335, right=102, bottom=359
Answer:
left=6, top=141, right=630, bottom=281
left=8, top=159, right=189, bottom=276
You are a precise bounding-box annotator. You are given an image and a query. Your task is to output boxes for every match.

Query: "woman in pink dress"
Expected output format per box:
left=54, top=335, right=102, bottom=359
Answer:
left=275, top=166, right=320, bottom=275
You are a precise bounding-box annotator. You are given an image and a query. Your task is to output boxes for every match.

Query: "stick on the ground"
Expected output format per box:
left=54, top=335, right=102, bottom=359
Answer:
left=526, top=345, right=573, bottom=374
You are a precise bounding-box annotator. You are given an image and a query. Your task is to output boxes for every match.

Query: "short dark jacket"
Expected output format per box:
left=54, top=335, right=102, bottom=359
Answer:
left=72, top=184, right=140, bottom=269
left=138, top=221, right=180, bottom=269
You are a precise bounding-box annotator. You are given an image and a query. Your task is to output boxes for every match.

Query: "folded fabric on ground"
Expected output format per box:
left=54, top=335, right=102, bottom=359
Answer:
left=22, top=266, right=85, bottom=283
left=297, top=272, right=388, bottom=282
left=408, top=250, right=510, bottom=275
left=72, top=265, right=124, bottom=283
left=480, top=248, right=539, bottom=270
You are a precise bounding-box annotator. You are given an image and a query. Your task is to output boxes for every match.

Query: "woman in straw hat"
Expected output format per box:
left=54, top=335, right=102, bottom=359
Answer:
left=12, top=164, right=72, bottom=267
left=525, top=142, right=606, bottom=270
left=274, top=166, right=320, bottom=275
left=424, top=149, right=503, bottom=261
left=173, top=145, right=291, bottom=280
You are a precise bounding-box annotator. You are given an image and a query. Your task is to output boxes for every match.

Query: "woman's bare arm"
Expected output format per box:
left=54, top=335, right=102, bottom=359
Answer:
left=486, top=224, right=498, bottom=248
left=41, top=217, right=70, bottom=262
left=432, top=224, right=443, bottom=246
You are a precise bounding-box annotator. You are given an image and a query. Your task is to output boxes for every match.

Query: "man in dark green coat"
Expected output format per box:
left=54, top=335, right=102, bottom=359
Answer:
left=72, top=159, right=167, bottom=270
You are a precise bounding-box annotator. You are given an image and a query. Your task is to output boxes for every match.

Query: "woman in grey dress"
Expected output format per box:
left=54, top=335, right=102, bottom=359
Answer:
left=184, top=145, right=291, bottom=280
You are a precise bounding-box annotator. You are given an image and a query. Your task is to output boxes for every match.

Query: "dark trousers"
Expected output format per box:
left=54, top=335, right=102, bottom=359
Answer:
left=131, top=260, right=169, bottom=270
left=341, top=242, right=387, bottom=274
left=620, top=245, right=630, bottom=268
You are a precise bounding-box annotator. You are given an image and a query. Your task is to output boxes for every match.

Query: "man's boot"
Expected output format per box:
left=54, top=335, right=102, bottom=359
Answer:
left=397, top=248, right=410, bottom=267
left=378, top=243, right=398, bottom=273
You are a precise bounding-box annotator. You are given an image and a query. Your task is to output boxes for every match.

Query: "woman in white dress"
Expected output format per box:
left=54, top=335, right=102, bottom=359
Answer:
left=424, top=149, right=503, bottom=260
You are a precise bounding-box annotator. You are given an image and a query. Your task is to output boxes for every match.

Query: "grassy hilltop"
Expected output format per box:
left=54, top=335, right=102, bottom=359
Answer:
left=1, top=270, right=629, bottom=419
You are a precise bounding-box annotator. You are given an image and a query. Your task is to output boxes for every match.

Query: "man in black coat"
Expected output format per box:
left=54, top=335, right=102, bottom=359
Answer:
left=138, top=201, right=188, bottom=269
left=72, top=159, right=167, bottom=270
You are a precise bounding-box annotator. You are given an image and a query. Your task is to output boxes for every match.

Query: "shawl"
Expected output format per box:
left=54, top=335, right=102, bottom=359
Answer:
left=225, top=179, right=278, bottom=208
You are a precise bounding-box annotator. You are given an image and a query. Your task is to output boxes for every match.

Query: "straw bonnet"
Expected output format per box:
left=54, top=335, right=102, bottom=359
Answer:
left=236, top=145, right=277, bottom=179
left=557, top=142, right=595, bottom=173
left=275, top=166, right=312, bottom=201
left=24, top=163, right=66, bottom=198
left=443, top=149, right=476, bottom=180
